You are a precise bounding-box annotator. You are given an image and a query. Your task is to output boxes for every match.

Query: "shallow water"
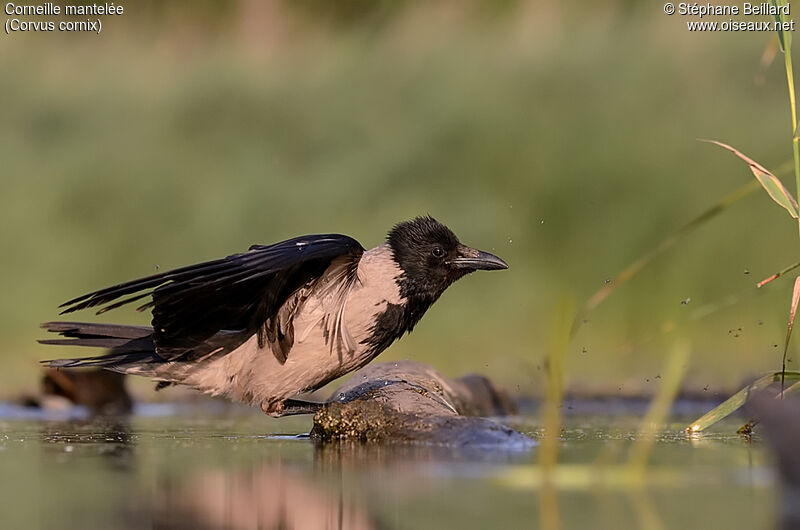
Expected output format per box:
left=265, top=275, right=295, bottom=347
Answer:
left=0, top=402, right=777, bottom=529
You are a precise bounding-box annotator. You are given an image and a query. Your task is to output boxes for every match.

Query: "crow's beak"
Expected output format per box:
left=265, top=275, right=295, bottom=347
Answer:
left=448, top=245, right=509, bottom=271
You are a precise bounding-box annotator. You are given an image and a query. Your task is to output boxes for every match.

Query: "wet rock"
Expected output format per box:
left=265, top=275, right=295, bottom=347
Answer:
left=311, top=361, right=531, bottom=447
left=455, top=373, right=518, bottom=416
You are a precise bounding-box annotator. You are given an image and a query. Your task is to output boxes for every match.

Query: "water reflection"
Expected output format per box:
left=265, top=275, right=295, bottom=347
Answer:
left=154, top=464, right=375, bottom=530
left=10, top=412, right=776, bottom=530
left=313, top=439, right=531, bottom=472
left=40, top=417, right=134, bottom=468
left=148, top=442, right=532, bottom=529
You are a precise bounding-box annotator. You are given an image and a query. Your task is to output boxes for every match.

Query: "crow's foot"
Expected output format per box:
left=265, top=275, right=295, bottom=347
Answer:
left=262, top=398, right=324, bottom=418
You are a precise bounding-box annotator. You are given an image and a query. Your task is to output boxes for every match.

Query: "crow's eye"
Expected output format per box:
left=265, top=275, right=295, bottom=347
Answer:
left=431, top=247, right=445, bottom=259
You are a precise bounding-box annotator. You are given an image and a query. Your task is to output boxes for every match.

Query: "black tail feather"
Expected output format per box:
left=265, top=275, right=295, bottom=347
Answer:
left=42, top=350, right=160, bottom=369
left=41, top=321, right=152, bottom=339
left=40, top=321, right=160, bottom=371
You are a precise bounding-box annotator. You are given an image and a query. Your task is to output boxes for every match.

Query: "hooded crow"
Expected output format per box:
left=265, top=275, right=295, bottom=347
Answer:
left=40, top=216, right=508, bottom=416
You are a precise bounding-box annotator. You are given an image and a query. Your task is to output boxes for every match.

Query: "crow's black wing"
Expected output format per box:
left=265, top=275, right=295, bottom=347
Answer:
left=58, top=234, right=365, bottom=359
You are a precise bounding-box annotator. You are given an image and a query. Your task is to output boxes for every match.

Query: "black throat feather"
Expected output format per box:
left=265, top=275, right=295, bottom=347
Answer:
left=360, top=293, right=439, bottom=356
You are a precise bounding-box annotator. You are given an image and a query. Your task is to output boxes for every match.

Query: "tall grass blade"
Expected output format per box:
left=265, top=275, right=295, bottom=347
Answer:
left=631, top=490, right=666, bottom=530
left=777, top=0, right=792, bottom=50
left=573, top=180, right=761, bottom=333
left=757, top=260, right=800, bottom=288
left=772, top=0, right=787, bottom=52
left=702, top=139, right=799, bottom=218
left=686, top=371, right=800, bottom=432
left=540, top=299, right=571, bottom=467
left=574, top=159, right=793, bottom=334
left=771, top=0, right=800, bottom=235
left=780, top=275, right=800, bottom=391
left=539, top=299, right=572, bottom=530
left=783, top=379, right=800, bottom=394
left=627, top=341, right=690, bottom=475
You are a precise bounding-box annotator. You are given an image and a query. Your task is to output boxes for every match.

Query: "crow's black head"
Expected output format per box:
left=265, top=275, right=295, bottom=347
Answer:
left=387, top=216, right=508, bottom=300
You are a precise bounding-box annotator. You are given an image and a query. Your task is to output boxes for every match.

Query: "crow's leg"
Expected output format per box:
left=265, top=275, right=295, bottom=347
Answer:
left=262, top=398, right=324, bottom=418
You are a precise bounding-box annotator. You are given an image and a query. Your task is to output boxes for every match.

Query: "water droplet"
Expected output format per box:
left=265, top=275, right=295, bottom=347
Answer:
left=508, top=239, right=513, bottom=244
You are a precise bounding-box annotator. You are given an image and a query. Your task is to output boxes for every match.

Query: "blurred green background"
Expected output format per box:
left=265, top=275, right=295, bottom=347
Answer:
left=2, top=0, right=798, bottom=400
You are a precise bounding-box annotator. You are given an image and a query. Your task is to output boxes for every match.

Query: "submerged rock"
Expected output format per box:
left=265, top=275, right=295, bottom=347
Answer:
left=311, top=361, right=532, bottom=447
